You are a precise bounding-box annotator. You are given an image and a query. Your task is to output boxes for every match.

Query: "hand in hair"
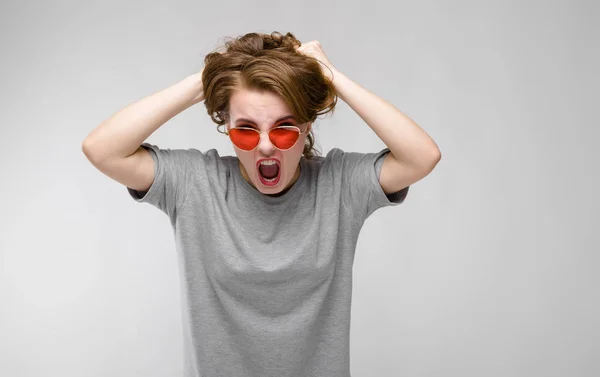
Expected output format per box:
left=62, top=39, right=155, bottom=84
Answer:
left=295, top=40, right=337, bottom=83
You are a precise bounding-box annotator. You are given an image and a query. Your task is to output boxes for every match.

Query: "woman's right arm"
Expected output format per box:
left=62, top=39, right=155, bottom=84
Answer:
left=81, top=72, right=205, bottom=192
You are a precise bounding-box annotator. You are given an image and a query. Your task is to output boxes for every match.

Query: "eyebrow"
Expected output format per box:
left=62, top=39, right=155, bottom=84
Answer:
left=234, top=115, right=296, bottom=127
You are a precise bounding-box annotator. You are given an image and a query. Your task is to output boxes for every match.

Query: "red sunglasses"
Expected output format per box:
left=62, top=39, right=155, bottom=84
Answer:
left=221, top=123, right=308, bottom=151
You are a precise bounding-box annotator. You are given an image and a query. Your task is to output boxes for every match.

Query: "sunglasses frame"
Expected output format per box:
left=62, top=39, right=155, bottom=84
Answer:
left=218, top=123, right=309, bottom=152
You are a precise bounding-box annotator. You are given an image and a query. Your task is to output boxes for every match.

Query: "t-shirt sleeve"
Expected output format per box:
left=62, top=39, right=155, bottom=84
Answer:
left=126, top=142, right=200, bottom=221
left=338, top=147, right=409, bottom=219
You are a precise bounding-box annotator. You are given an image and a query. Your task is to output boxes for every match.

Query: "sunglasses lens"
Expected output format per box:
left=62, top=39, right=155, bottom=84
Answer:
left=229, top=128, right=259, bottom=151
left=269, top=127, right=300, bottom=150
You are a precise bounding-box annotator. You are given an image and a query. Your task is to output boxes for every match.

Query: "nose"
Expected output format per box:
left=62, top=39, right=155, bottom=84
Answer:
left=257, top=131, right=275, bottom=155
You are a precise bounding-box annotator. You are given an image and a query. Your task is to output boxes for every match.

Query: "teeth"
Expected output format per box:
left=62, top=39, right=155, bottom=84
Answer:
left=259, top=160, right=278, bottom=166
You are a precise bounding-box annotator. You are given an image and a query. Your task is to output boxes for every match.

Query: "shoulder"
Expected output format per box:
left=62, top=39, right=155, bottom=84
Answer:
left=317, top=147, right=390, bottom=170
left=143, top=143, right=226, bottom=166
left=306, top=147, right=342, bottom=168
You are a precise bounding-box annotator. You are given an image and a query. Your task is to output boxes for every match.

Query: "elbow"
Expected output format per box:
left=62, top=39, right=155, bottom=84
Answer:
left=81, top=138, right=102, bottom=163
left=425, top=148, right=442, bottom=171
left=82, top=138, right=94, bottom=155
left=430, top=146, right=441, bottom=162
left=433, top=149, right=442, bottom=164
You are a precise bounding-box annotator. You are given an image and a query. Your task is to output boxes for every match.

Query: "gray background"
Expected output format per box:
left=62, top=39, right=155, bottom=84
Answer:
left=1, top=0, right=598, bottom=376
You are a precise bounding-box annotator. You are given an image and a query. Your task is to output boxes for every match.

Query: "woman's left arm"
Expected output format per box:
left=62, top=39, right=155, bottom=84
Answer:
left=297, top=41, right=442, bottom=194
left=333, top=68, right=441, bottom=194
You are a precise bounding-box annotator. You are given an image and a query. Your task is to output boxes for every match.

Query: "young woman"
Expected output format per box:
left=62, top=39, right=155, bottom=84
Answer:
left=83, top=31, right=441, bottom=377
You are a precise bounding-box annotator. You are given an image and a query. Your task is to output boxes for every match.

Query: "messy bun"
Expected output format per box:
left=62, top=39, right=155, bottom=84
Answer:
left=202, top=31, right=338, bottom=159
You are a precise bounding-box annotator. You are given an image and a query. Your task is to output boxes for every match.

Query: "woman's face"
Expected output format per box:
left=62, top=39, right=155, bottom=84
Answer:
left=227, top=88, right=310, bottom=196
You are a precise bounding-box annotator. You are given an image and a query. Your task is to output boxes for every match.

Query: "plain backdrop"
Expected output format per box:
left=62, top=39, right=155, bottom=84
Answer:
left=1, top=0, right=598, bottom=376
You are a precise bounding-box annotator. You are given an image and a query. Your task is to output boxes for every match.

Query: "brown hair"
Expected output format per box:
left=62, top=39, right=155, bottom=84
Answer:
left=201, top=31, right=338, bottom=159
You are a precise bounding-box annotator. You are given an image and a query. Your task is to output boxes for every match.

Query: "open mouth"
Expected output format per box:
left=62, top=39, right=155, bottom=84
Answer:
left=257, top=159, right=281, bottom=187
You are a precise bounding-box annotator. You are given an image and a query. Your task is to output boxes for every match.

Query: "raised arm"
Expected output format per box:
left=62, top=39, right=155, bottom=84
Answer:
left=82, top=71, right=205, bottom=192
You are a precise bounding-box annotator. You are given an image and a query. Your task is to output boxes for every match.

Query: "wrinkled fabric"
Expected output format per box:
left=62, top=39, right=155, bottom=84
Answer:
left=127, top=143, right=409, bottom=377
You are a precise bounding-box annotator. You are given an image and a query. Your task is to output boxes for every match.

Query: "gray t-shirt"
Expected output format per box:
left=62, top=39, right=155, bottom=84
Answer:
left=127, top=142, right=409, bottom=377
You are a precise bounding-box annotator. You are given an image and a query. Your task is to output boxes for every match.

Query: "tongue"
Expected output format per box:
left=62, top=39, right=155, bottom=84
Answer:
left=259, top=164, right=279, bottom=179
